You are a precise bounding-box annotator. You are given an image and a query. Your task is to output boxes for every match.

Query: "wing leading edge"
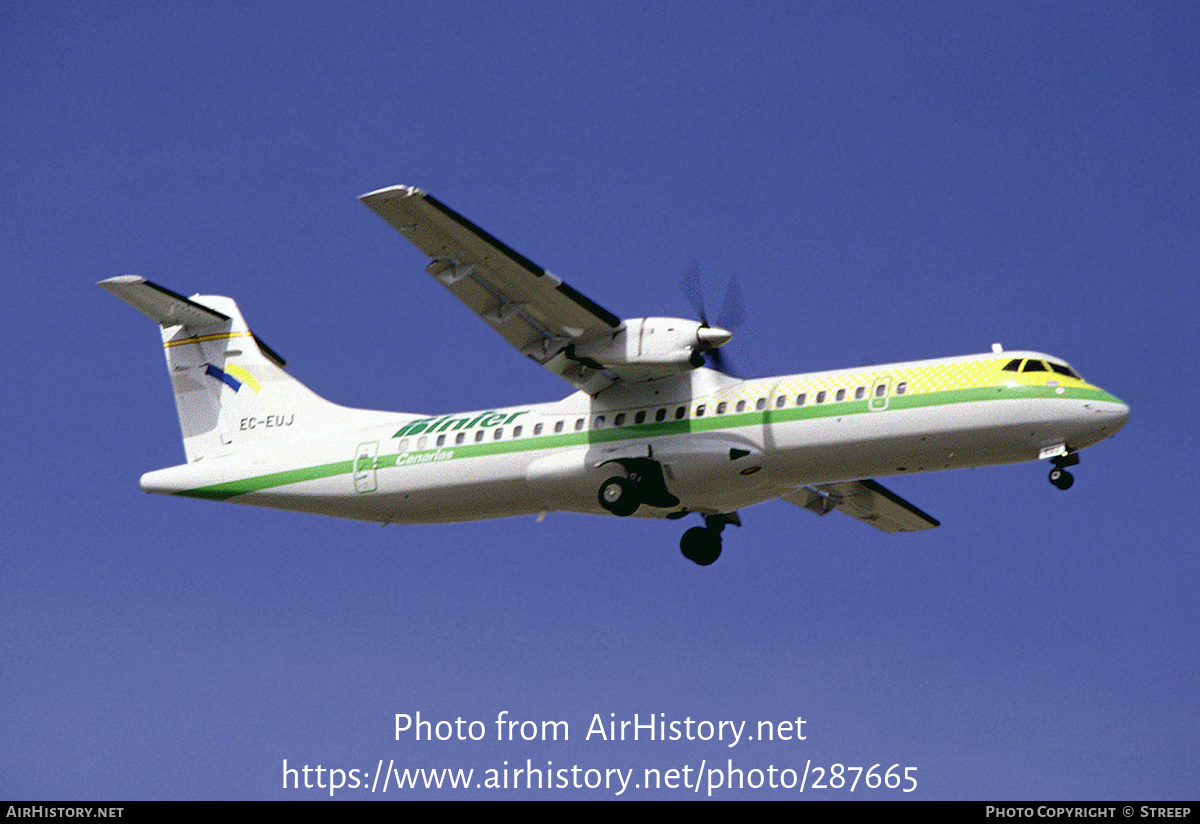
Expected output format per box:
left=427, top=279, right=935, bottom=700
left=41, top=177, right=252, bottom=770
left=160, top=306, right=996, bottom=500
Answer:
left=360, top=185, right=623, bottom=394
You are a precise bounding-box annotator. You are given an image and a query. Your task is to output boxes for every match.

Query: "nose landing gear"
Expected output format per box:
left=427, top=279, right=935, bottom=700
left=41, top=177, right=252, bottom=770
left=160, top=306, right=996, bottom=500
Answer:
left=1048, top=451, right=1079, bottom=490
left=680, top=512, right=740, bottom=566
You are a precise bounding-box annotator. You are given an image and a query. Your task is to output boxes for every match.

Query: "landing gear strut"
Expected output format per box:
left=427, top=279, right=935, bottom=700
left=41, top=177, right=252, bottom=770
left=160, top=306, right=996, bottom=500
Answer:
left=1048, top=451, right=1079, bottom=491
left=680, top=512, right=740, bottom=566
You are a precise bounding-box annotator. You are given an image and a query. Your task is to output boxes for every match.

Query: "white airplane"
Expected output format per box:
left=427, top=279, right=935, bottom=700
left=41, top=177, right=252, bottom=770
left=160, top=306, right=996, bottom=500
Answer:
left=100, top=185, right=1130, bottom=565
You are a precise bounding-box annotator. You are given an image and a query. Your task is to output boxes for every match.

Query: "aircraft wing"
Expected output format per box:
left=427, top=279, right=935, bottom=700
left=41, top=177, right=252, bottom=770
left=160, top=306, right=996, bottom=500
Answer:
left=360, top=185, right=623, bottom=394
left=782, top=479, right=940, bottom=533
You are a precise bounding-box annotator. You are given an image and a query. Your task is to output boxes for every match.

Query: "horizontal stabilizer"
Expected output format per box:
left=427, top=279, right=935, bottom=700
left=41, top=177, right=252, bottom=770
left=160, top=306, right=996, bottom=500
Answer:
left=98, top=275, right=230, bottom=327
left=99, top=276, right=286, bottom=366
left=782, top=479, right=940, bottom=533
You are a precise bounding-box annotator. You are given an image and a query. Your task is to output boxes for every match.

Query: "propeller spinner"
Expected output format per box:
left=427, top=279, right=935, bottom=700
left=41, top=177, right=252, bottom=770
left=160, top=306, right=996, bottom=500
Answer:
left=682, top=261, right=743, bottom=373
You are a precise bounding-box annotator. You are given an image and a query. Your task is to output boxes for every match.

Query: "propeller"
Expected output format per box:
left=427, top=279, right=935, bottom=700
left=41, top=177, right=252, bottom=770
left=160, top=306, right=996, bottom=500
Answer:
left=681, top=260, right=744, bottom=374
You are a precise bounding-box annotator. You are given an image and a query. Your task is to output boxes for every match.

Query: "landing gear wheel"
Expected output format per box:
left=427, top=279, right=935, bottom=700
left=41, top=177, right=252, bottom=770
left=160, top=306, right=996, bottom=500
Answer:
left=680, top=526, right=721, bottom=566
left=1047, top=451, right=1079, bottom=490
left=1049, top=468, right=1074, bottom=490
left=598, top=476, right=640, bottom=517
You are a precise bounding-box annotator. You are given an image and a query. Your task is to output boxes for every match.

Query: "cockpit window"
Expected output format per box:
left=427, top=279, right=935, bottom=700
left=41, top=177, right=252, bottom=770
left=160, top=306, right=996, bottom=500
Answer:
left=1021, top=360, right=1047, bottom=372
left=1002, top=358, right=1022, bottom=372
left=1048, top=362, right=1082, bottom=380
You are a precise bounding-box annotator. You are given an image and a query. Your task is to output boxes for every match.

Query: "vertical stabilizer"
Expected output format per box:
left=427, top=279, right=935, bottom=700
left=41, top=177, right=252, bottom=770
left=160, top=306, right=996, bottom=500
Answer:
left=100, top=276, right=395, bottom=462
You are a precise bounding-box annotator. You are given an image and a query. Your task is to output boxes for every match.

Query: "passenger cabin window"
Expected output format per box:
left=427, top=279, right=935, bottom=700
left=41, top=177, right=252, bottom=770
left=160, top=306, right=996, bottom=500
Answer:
left=534, top=423, right=543, bottom=435
left=1022, top=360, right=1047, bottom=372
left=655, top=408, right=666, bottom=422
left=417, top=436, right=427, bottom=449
left=494, top=428, right=503, bottom=440
left=574, top=418, right=584, bottom=431
left=594, top=415, right=605, bottom=428
left=896, top=382, right=908, bottom=395
left=456, top=432, right=465, bottom=444
left=399, top=438, right=410, bottom=452
left=674, top=406, right=685, bottom=419
left=874, top=384, right=886, bottom=398
left=635, top=411, right=646, bottom=424
left=554, top=421, right=564, bottom=433
left=795, top=393, right=806, bottom=406
left=716, top=402, right=727, bottom=414
left=475, top=430, right=484, bottom=442
left=836, top=389, right=846, bottom=402
left=776, top=395, right=786, bottom=408
left=437, top=434, right=446, bottom=447
left=695, top=404, right=706, bottom=417
left=816, top=390, right=826, bottom=404
left=855, top=386, right=865, bottom=400
left=753, top=398, right=764, bottom=411
left=614, top=413, right=626, bottom=426
left=736, top=400, right=746, bottom=412
left=513, top=425, right=522, bottom=438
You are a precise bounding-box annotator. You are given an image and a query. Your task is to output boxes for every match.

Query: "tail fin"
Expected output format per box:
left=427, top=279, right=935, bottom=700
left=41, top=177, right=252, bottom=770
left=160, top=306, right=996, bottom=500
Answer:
left=100, top=276, right=392, bottom=462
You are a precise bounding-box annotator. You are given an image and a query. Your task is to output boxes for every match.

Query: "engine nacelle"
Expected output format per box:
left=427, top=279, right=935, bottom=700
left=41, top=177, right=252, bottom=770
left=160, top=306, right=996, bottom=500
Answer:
left=572, top=317, right=730, bottom=373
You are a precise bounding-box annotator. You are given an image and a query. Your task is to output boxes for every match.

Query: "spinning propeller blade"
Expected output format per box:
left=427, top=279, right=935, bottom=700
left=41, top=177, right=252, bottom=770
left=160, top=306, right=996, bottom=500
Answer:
left=680, top=262, right=743, bottom=375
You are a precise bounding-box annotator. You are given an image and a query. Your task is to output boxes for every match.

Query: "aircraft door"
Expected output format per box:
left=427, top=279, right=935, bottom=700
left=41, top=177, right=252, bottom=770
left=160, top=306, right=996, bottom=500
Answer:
left=354, top=441, right=379, bottom=494
left=868, top=374, right=893, bottom=411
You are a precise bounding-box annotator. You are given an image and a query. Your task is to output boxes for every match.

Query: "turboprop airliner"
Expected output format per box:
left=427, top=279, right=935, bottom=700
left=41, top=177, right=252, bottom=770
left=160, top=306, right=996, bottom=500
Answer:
left=100, top=185, right=1129, bottom=565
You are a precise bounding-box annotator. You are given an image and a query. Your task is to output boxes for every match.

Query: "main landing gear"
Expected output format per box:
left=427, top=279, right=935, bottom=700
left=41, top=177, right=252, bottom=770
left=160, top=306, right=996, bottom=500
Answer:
left=597, top=458, right=680, bottom=518
left=598, top=476, right=639, bottom=517
left=1048, top=451, right=1079, bottom=491
left=595, top=459, right=737, bottom=566
left=680, top=513, right=740, bottom=566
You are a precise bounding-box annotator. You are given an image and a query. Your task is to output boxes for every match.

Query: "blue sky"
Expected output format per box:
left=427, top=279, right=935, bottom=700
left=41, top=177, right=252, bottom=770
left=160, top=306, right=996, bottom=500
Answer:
left=3, top=2, right=1197, bottom=799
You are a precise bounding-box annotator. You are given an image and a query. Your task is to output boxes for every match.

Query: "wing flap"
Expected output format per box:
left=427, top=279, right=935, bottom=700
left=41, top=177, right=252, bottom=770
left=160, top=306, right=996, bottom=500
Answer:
left=359, top=186, right=622, bottom=392
left=782, top=479, right=940, bottom=533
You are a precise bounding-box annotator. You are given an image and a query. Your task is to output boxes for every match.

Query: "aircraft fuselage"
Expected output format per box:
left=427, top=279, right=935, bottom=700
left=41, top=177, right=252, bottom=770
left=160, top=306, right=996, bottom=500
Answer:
left=139, top=351, right=1128, bottom=525
left=101, top=186, right=1129, bottom=564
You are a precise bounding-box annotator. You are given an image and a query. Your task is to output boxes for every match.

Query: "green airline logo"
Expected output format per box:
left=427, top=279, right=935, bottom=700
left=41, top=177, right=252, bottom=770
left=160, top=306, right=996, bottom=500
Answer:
left=393, top=409, right=530, bottom=439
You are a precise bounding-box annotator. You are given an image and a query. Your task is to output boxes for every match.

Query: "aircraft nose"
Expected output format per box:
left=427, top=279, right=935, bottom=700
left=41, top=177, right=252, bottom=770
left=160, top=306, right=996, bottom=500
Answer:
left=1111, top=400, right=1131, bottom=430
left=697, top=325, right=733, bottom=348
left=1085, top=395, right=1130, bottom=434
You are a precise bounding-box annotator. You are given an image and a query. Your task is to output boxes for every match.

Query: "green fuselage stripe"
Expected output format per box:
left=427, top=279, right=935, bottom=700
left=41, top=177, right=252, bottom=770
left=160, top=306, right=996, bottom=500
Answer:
left=178, top=384, right=1122, bottom=500
left=179, top=460, right=354, bottom=501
